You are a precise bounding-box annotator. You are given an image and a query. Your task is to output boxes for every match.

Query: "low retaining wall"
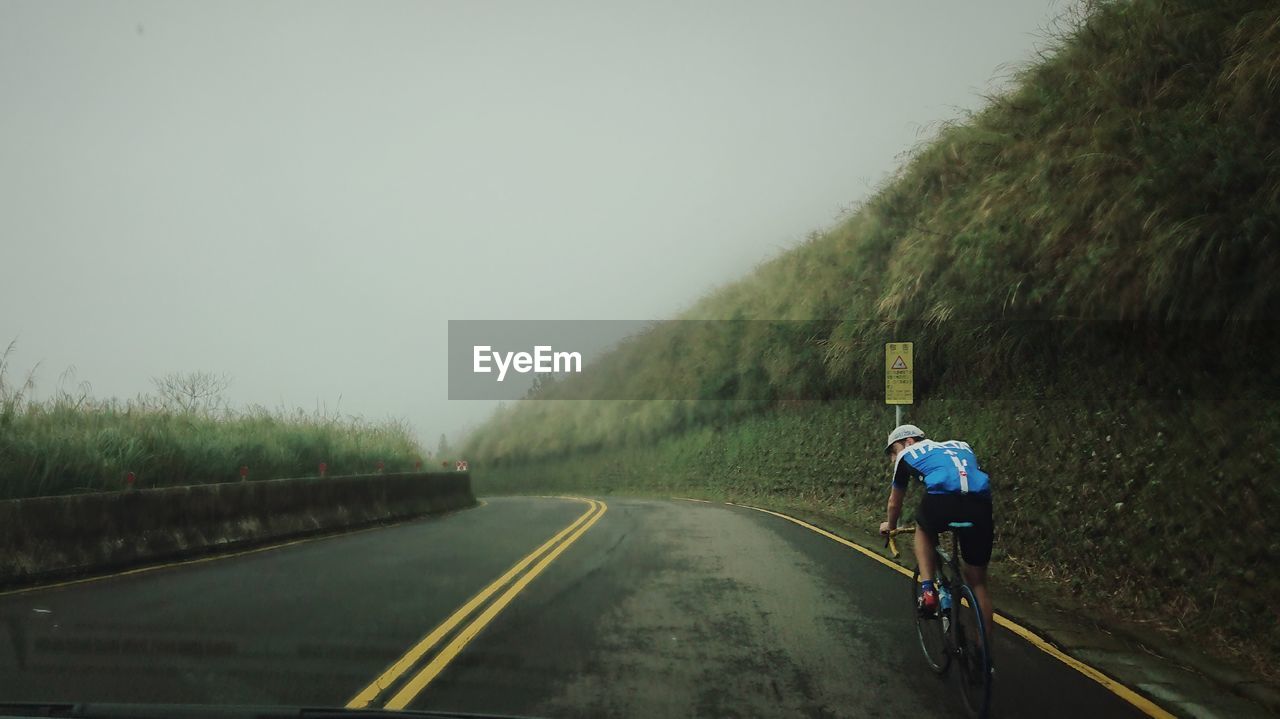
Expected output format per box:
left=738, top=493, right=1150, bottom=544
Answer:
left=0, top=471, right=475, bottom=588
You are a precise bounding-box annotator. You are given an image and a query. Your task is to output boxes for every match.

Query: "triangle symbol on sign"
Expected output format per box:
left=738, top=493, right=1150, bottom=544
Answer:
left=891, top=355, right=908, bottom=370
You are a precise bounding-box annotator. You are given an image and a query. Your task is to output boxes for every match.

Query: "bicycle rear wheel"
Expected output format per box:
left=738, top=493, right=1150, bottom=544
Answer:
left=953, top=583, right=992, bottom=718
left=912, top=567, right=950, bottom=674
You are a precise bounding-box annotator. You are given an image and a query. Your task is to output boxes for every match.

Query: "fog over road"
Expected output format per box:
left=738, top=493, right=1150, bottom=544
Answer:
left=0, top=497, right=1146, bottom=717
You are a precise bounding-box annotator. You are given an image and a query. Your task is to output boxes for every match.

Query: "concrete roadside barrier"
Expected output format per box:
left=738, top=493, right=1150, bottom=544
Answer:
left=0, top=471, right=475, bottom=588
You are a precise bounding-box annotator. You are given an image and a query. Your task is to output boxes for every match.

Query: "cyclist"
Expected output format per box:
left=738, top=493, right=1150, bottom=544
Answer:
left=878, top=424, right=995, bottom=647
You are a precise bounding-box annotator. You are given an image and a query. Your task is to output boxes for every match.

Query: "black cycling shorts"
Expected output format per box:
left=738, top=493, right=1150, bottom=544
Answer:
left=915, top=492, right=995, bottom=567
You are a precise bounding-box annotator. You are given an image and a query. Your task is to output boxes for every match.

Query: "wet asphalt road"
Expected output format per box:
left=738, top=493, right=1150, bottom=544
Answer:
left=0, top=497, right=1148, bottom=718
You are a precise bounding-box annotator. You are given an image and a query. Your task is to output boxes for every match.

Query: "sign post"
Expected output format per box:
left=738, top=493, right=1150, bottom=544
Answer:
left=885, top=342, right=914, bottom=426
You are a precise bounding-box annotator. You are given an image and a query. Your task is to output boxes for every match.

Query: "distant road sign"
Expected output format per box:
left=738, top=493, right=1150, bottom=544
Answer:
left=456, top=460, right=469, bottom=471
left=885, top=342, right=913, bottom=405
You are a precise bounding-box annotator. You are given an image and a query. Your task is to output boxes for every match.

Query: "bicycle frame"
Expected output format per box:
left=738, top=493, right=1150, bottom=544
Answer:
left=886, top=525, right=965, bottom=593
left=934, top=531, right=961, bottom=585
left=885, top=523, right=992, bottom=718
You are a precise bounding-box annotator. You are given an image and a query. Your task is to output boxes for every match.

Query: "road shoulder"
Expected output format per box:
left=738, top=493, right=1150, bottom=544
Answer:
left=673, top=493, right=1279, bottom=719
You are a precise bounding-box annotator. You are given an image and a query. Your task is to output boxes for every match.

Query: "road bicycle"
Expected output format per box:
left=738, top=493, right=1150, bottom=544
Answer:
left=885, top=524, right=993, bottom=718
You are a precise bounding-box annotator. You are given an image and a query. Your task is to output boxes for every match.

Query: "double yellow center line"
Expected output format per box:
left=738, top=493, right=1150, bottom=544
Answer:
left=347, top=497, right=607, bottom=711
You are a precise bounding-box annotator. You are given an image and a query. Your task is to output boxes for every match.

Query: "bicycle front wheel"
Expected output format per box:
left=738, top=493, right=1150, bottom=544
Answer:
left=912, top=568, right=950, bottom=674
left=953, top=583, right=992, bottom=718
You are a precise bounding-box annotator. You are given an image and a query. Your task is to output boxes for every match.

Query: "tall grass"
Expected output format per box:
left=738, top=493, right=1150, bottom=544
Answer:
left=462, top=0, right=1280, bottom=679
left=466, top=0, right=1280, bottom=463
left=0, top=345, right=426, bottom=499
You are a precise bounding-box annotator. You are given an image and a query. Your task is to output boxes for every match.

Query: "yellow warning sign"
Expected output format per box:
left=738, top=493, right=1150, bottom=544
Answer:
left=885, top=342, right=913, bottom=405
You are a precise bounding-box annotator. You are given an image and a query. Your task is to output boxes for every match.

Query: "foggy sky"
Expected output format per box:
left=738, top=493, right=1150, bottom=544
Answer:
left=1, top=0, right=1066, bottom=448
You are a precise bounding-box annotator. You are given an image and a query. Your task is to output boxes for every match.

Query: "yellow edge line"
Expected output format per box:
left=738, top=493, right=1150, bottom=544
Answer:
left=346, top=497, right=599, bottom=709
left=0, top=503, right=481, bottom=599
left=384, top=499, right=608, bottom=710
left=726, top=503, right=906, bottom=573
left=725, top=502, right=1175, bottom=719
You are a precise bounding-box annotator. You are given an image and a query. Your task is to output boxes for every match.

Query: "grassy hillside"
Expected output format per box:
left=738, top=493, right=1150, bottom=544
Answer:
left=0, top=352, right=427, bottom=499
left=469, top=0, right=1279, bottom=458
left=465, top=0, right=1280, bottom=679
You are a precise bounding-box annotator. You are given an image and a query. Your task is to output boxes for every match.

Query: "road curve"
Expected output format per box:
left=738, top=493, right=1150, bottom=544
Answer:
left=0, top=496, right=1150, bottom=717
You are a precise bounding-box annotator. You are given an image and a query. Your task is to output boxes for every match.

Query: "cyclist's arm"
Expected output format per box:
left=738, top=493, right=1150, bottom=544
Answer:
left=886, top=485, right=906, bottom=530
left=883, top=453, right=918, bottom=533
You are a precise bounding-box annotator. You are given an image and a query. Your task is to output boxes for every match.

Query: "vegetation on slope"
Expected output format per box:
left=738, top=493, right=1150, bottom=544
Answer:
left=470, top=0, right=1279, bottom=461
left=0, top=347, right=426, bottom=500
left=465, top=0, right=1280, bottom=678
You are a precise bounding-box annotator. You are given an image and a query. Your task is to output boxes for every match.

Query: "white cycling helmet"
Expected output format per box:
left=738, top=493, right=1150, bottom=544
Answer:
left=885, top=424, right=925, bottom=454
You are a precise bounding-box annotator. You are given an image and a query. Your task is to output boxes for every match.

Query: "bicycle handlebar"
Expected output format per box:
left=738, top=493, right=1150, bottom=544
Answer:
left=882, top=525, right=916, bottom=558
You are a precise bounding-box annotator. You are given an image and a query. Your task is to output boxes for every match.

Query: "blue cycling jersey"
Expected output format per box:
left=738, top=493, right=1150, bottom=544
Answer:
left=891, top=439, right=991, bottom=495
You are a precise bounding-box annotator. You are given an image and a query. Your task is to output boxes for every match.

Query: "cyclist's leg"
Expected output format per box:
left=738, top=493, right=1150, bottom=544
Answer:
left=958, top=495, right=996, bottom=646
left=913, top=493, right=941, bottom=581
left=914, top=526, right=938, bottom=581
